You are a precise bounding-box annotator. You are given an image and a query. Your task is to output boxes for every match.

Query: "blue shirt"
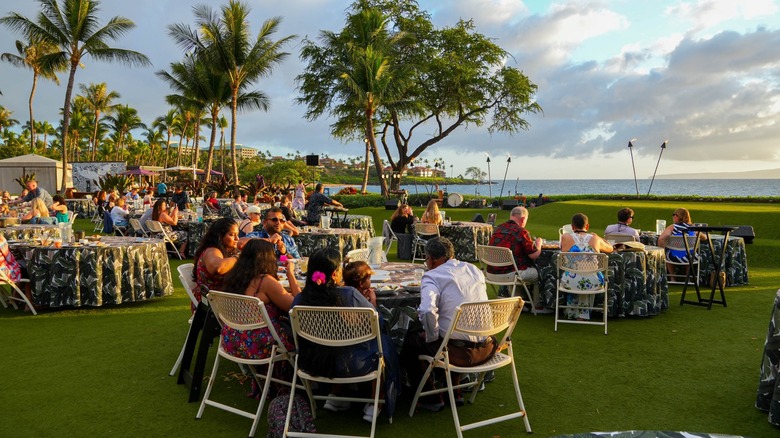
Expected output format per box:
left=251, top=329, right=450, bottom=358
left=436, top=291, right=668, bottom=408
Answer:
left=157, top=182, right=167, bottom=195
left=244, top=229, right=301, bottom=259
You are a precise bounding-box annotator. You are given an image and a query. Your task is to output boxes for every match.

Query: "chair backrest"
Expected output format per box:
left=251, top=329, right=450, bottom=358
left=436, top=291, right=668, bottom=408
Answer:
left=556, top=252, right=609, bottom=288
left=289, top=306, right=381, bottom=351
left=604, top=233, right=636, bottom=243
left=345, top=248, right=369, bottom=263
left=177, top=263, right=198, bottom=306
left=486, top=213, right=497, bottom=226
left=415, top=222, right=440, bottom=238
left=477, top=245, right=519, bottom=272
left=146, top=219, right=164, bottom=234
left=208, top=290, right=289, bottom=353
left=382, top=220, right=398, bottom=240
left=444, top=297, right=524, bottom=345
left=68, top=211, right=77, bottom=223
left=665, top=234, right=700, bottom=253
left=102, top=210, right=114, bottom=233
left=129, top=218, right=144, bottom=234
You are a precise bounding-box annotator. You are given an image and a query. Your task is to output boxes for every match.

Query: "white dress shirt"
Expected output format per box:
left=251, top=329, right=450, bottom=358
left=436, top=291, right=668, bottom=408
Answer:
left=418, top=258, right=487, bottom=342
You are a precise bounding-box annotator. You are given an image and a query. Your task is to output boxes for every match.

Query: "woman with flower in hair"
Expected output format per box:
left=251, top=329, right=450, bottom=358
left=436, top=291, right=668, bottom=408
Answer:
left=292, top=248, right=399, bottom=422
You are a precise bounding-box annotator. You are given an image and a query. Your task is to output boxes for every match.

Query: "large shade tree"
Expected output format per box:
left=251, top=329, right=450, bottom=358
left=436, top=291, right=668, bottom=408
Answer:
left=297, top=0, right=542, bottom=193
left=0, top=0, right=150, bottom=193
left=168, top=0, right=295, bottom=186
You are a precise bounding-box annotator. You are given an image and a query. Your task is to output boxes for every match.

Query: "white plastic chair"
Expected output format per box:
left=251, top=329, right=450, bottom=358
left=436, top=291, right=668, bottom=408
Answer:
left=555, top=252, right=609, bottom=334
left=407, top=297, right=531, bottom=437
left=412, top=223, right=440, bottom=264
left=129, top=218, right=148, bottom=237
left=0, top=269, right=36, bottom=316
left=146, top=220, right=182, bottom=259
left=604, top=233, right=636, bottom=243
left=345, top=248, right=370, bottom=263
left=381, top=220, right=398, bottom=256
left=67, top=211, right=77, bottom=223
left=197, top=290, right=296, bottom=438
left=665, top=234, right=701, bottom=285
left=476, top=245, right=538, bottom=315
left=168, top=263, right=199, bottom=376
left=285, top=306, right=386, bottom=438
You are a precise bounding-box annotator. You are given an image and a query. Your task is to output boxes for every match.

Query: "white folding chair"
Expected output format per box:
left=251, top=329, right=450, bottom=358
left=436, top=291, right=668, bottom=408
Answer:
left=604, top=233, right=636, bottom=243
left=382, top=220, right=398, bottom=256
left=0, top=269, right=36, bottom=316
left=285, top=306, right=386, bottom=438
left=486, top=213, right=497, bottom=226
left=129, top=218, right=148, bottom=237
left=412, top=223, right=440, bottom=264
left=558, top=224, right=573, bottom=240
left=345, top=248, right=370, bottom=263
left=146, top=220, right=182, bottom=259
left=665, top=234, right=701, bottom=285
left=197, top=290, right=296, bottom=438
left=407, top=297, right=531, bottom=437
left=555, top=252, right=609, bottom=334
left=476, top=245, right=538, bottom=315
left=67, top=211, right=77, bottom=223
left=168, top=263, right=199, bottom=376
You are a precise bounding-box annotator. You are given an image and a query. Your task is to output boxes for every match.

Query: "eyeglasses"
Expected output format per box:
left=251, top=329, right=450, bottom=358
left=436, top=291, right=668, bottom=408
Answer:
left=629, top=216, right=634, bottom=219
left=672, top=213, right=678, bottom=217
left=268, top=217, right=286, bottom=223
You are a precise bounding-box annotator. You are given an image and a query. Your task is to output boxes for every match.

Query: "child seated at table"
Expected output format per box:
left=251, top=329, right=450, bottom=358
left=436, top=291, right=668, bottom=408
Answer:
left=343, top=261, right=376, bottom=307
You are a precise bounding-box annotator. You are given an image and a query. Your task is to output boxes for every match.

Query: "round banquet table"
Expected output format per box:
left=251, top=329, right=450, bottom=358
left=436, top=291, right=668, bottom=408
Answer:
left=756, top=288, right=780, bottom=426
left=9, top=236, right=173, bottom=308
left=292, top=227, right=370, bottom=258
left=436, top=221, right=494, bottom=262
left=537, top=245, right=668, bottom=317
left=0, top=224, right=61, bottom=241
left=640, top=232, right=748, bottom=286
left=330, top=214, right=376, bottom=237
left=372, top=262, right=424, bottom=354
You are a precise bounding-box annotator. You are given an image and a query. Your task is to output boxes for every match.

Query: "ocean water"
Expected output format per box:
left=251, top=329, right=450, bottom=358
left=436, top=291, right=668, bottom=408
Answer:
left=342, top=179, right=779, bottom=197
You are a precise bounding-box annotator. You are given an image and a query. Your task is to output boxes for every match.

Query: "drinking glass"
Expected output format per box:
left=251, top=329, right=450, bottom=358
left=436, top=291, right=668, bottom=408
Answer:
left=53, top=238, right=62, bottom=248
left=413, top=269, right=424, bottom=283
left=656, top=220, right=666, bottom=234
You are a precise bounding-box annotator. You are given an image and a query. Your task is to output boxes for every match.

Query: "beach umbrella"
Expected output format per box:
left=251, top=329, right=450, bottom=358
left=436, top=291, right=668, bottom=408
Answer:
left=121, top=168, right=160, bottom=176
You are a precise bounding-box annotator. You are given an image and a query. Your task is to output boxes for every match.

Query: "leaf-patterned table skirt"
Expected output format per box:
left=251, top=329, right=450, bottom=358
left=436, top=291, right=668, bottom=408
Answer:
left=0, top=225, right=61, bottom=241
left=374, top=262, right=423, bottom=354
left=438, top=221, right=494, bottom=262
left=330, top=214, right=376, bottom=237
left=293, top=229, right=370, bottom=257
left=756, top=288, right=780, bottom=426
left=538, top=246, right=668, bottom=317
left=9, top=237, right=173, bottom=308
left=65, top=198, right=96, bottom=218
left=640, top=233, right=748, bottom=286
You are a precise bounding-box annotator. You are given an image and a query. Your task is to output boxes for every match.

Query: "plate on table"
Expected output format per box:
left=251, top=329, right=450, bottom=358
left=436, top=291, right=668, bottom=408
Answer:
left=370, top=270, right=391, bottom=282
left=374, top=285, right=399, bottom=296
left=400, top=281, right=421, bottom=293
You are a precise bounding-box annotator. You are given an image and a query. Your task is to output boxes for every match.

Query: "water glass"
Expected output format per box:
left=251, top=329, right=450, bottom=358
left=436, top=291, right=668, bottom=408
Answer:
left=413, top=269, right=424, bottom=283
left=655, top=220, right=666, bottom=234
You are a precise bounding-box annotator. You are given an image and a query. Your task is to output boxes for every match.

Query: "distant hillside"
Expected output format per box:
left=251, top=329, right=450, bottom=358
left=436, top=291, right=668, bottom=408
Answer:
left=657, top=168, right=780, bottom=179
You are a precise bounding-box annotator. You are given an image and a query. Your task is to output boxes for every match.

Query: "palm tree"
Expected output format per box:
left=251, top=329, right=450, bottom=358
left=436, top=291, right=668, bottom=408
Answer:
left=1, top=36, right=64, bottom=152
left=78, top=82, right=120, bottom=160
left=37, top=120, right=56, bottom=153
left=152, top=109, right=177, bottom=168
left=143, top=126, right=165, bottom=166
left=168, top=0, right=295, bottom=185
left=104, top=104, right=146, bottom=161
left=218, top=115, right=228, bottom=174
left=0, top=0, right=151, bottom=192
left=0, top=105, right=19, bottom=130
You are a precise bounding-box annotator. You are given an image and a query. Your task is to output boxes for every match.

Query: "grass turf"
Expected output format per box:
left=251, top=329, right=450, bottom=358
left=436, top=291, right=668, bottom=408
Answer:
left=1, top=200, right=778, bottom=437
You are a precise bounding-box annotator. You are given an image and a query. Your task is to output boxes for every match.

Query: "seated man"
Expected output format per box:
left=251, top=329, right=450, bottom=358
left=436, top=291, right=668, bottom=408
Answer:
left=241, top=207, right=301, bottom=259
left=488, top=206, right=550, bottom=313
left=604, top=207, right=640, bottom=240
left=170, top=185, right=191, bottom=211
left=400, top=237, right=494, bottom=411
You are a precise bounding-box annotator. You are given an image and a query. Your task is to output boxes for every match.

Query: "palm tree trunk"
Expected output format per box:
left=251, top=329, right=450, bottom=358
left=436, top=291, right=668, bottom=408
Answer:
left=230, top=88, right=239, bottom=189
left=361, top=140, right=370, bottom=194
left=365, top=117, right=387, bottom=197
left=60, top=62, right=79, bottom=194
left=29, top=73, right=38, bottom=153
left=90, top=111, right=100, bottom=160
left=205, top=110, right=218, bottom=183
left=164, top=130, right=172, bottom=168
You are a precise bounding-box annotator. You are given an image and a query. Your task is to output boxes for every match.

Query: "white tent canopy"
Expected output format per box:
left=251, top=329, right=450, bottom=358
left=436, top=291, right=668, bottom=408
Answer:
left=0, top=154, right=73, bottom=194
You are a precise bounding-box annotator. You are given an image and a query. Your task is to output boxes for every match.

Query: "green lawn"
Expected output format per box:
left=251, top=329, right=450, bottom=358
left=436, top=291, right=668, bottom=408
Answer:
left=1, top=200, right=779, bottom=437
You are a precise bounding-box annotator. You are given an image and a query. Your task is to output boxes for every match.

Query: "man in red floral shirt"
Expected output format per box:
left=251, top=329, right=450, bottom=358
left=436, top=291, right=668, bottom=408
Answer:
left=488, top=207, right=550, bottom=312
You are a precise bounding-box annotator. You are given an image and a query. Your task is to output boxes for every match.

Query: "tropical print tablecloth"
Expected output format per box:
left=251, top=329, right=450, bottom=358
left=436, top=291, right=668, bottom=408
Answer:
left=640, top=233, right=748, bottom=286
left=374, top=262, right=423, bottom=354
left=331, top=214, right=376, bottom=237
left=0, top=224, right=61, bottom=241
left=292, top=228, right=370, bottom=257
left=9, top=236, right=173, bottom=307
left=438, top=221, right=494, bottom=262
left=538, top=246, right=668, bottom=317
left=65, top=198, right=96, bottom=218
left=756, top=288, right=780, bottom=426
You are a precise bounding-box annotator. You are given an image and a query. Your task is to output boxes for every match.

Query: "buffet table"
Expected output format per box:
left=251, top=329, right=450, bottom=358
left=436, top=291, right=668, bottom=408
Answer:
left=9, top=236, right=173, bottom=308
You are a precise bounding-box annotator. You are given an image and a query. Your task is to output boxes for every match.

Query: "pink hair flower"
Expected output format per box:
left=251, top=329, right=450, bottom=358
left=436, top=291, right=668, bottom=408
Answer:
left=312, top=271, right=326, bottom=285
left=279, top=254, right=288, bottom=263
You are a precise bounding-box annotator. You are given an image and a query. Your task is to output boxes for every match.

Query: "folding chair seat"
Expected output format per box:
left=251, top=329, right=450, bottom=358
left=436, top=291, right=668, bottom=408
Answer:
left=665, top=234, right=701, bottom=285
left=146, top=220, right=182, bottom=259
left=476, top=245, right=538, bottom=315
left=381, top=220, right=398, bottom=257
left=285, top=306, right=387, bottom=438
left=197, top=291, right=296, bottom=438
left=408, top=297, right=531, bottom=437
left=412, top=223, right=440, bottom=264
left=555, top=252, right=609, bottom=334
left=0, top=270, right=36, bottom=316
left=169, top=263, right=199, bottom=376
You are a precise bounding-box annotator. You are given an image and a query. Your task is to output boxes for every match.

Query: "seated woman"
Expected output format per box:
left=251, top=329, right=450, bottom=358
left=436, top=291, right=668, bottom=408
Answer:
left=389, top=203, right=415, bottom=234
left=292, top=248, right=399, bottom=422
left=343, top=261, right=376, bottom=307
left=50, top=195, right=70, bottom=223
left=110, top=197, right=129, bottom=227
left=420, top=199, right=442, bottom=225
left=657, top=207, right=707, bottom=275
left=23, top=198, right=52, bottom=224
left=559, top=213, right=613, bottom=321
left=1, top=191, right=11, bottom=204
left=151, top=199, right=188, bottom=255
left=221, top=239, right=300, bottom=359
left=0, top=234, right=23, bottom=283
left=193, top=217, right=240, bottom=309
left=204, top=192, right=220, bottom=213
left=280, top=194, right=305, bottom=229
left=238, top=205, right=263, bottom=237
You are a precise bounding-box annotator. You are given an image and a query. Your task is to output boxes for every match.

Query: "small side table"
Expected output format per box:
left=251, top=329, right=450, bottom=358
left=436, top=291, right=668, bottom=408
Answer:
left=680, top=225, right=737, bottom=309
left=324, top=207, right=349, bottom=225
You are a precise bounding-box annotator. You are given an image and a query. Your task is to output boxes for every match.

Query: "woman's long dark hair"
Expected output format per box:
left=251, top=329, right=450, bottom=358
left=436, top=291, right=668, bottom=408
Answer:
left=193, top=217, right=238, bottom=281
left=223, top=239, right=277, bottom=296
left=151, top=199, right=166, bottom=221
left=298, top=248, right=345, bottom=307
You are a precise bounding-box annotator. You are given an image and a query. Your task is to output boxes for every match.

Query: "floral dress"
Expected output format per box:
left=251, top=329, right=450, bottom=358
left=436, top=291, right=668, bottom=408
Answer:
left=220, top=277, right=294, bottom=359
left=194, top=255, right=226, bottom=312
left=0, top=236, right=22, bottom=283
left=560, top=233, right=605, bottom=320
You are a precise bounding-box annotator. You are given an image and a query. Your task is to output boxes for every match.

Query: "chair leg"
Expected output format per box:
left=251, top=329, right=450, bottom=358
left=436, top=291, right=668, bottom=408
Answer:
left=444, top=363, right=464, bottom=438
left=196, top=354, right=222, bottom=418
left=508, top=356, right=532, bottom=433
left=249, top=360, right=276, bottom=438
left=169, top=324, right=191, bottom=376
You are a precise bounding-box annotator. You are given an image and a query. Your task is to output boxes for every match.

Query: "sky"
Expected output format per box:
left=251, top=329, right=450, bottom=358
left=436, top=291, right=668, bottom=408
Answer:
left=1, top=0, right=779, bottom=181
